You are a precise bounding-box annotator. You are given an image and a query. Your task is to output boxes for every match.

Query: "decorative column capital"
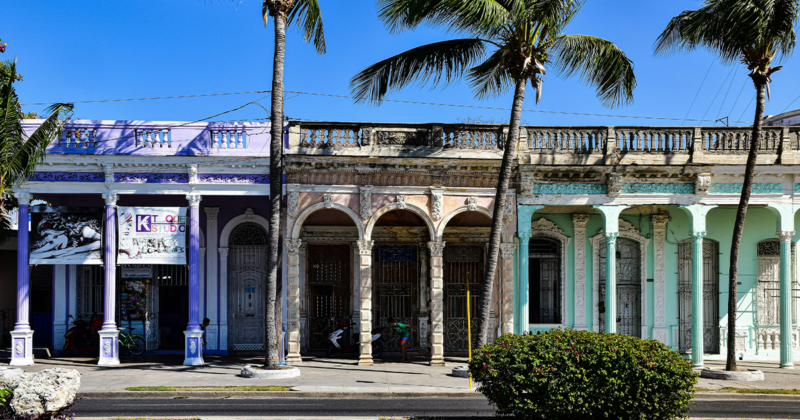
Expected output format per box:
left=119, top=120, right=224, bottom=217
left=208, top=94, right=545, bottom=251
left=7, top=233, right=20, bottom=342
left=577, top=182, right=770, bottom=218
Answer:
left=199, top=247, right=207, bottom=258
left=691, top=231, right=706, bottom=243
left=204, top=207, right=220, bottom=220
left=695, top=173, right=711, bottom=196
left=778, top=231, right=795, bottom=242
left=218, top=247, right=229, bottom=258
left=186, top=194, right=202, bottom=207
left=572, top=214, right=590, bottom=229
left=427, top=240, right=445, bottom=257
left=500, top=243, right=516, bottom=259
left=652, top=214, right=670, bottom=230
left=518, top=232, right=532, bottom=243
left=14, top=191, right=32, bottom=205
left=356, top=240, right=374, bottom=255
left=285, top=239, right=303, bottom=254
left=102, top=193, right=118, bottom=206
left=604, top=232, right=619, bottom=245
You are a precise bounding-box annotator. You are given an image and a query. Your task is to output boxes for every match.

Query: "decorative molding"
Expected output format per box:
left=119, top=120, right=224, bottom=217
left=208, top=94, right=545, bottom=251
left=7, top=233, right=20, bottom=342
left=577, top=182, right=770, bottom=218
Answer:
left=102, top=193, right=119, bottom=206
left=285, top=239, right=303, bottom=254
left=692, top=231, right=706, bottom=242
left=467, top=197, right=478, bottom=212
left=778, top=231, right=795, bottom=243
left=204, top=207, right=220, bottom=221
left=695, top=174, right=711, bottom=196
left=356, top=240, right=374, bottom=255
left=603, top=231, right=619, bottom=245
left=530, top=183, right=606, bottom=195
left=287, top=191, right=299, bottom=217
left=652, top=214, right=669, bottom=344
left=14, top=191, right=32, bottom=205
left=186, top=194, right=202, bottom=207
left=620, top=183, right=693, bottom=194
left=323, top=194, right=334, bottom=209
left=530, top=218, right=566, bottom=236
left=197, top=174, right=269, bottom=184
left=503, top=192, right=514, bottom=221
left=652, top=214, right=669, bottom=230
left=430, top=188, right=444, bottom=221
left=500, top=243, right=516, bottom=259
left=287, top=170, right=507, bottom=189
left=29, top=172, right=104, bottom=182
left=396, top=195, right=408, bottom=209
left=187, top=165, right=198, bottom=184
left=573, top=214, right=590, bottom=229
left=573, top=214, right=589, bottom=330
left=103, top=164, right=115, bottom=189
left=709, top=183, right=782, bottom=194
left=218, top=247, right=229, bottom=258
left=427, top=241, right=445, bottom=257
left=607, top=175, right=622, bottom=198
left=360, top=186, right=373, bottom=220
left=115, top=173, right=189, bottom=183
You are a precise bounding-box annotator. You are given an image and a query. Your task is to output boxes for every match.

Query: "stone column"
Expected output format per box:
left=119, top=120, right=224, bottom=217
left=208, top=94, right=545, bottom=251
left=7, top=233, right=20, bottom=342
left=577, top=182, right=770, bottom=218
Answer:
left=779, top=231, right=795, bottom=368
left=572, top=214, right=590, bottom=331
left=428, top=240, right=446, bottom=366
left=418, top=243, right=429, bottom=349
left=98, top=193, right=120, bottom=366
left=184, top=194, right=203, bottom=366
left=357, top=240, right=374, bottom=366
left=218, top=247, right=229, bottom=351
left=204, top=207, right=220, bottom=350
left=592, top=205, right=630, bottom=334
left=10, top=191, right=33, bottom=366
left=652, top=215, right=670, bottom=344
left=500, top=243, right=517, bottom=334
left=518, top=233, right=531, bottom=333
left=285, top=238, right=303, bottom=365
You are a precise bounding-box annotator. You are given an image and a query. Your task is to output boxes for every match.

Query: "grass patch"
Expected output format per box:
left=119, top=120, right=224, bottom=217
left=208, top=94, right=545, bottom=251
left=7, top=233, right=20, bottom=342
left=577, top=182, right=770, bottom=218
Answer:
left=125, top=385, right=291, bottom=392
left=696, top=387, right=800, bottom=395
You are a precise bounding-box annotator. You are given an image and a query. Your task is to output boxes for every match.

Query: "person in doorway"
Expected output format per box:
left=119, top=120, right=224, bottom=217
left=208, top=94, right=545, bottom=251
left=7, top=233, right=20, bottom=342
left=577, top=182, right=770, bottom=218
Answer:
left=201, top=318, right=210, bottom=348
left=387, top=318, right=417, bottom=362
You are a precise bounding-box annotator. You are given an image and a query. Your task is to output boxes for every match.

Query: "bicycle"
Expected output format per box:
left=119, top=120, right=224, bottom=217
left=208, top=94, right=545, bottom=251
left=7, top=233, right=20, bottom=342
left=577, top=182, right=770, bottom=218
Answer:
left=119, top=327, right=147, bottom=356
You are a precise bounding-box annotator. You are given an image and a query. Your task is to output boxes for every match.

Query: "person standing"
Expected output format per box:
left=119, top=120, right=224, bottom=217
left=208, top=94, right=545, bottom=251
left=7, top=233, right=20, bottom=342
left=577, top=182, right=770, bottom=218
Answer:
left=388, top=318, right=417, bottom=362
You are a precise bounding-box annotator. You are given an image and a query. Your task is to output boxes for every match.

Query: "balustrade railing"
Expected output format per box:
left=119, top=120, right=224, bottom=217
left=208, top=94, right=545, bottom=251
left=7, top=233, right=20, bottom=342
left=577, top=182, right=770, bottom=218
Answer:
left=59, top=127, right=99, bottom=148
left=135, top=128, right=172, bottom=148
left=615, top=127, right=692, bottom=152
left=299, top=124, right=361, bottom=148
left=441, top=125, right=503, bottom=149
left=210, top=128, right=247, bottom=149
left=527, top=127, right=605, bottom=152
left=703, top=127, right=783, bottom=153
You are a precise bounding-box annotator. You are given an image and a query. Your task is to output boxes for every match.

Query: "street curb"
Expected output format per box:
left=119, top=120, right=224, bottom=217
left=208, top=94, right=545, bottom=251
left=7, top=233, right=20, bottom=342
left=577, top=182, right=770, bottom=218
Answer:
left=80, top=391, right=484, bottom=399
left=693, top=392, right=800, bottom=401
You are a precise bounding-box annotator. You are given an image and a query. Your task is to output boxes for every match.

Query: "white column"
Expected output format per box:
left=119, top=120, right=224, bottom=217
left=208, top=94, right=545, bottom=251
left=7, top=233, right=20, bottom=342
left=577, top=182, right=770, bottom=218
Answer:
left=428, top=240, right=446, bottom=366
left=592, top=205, right=630, bottom=334
left=500, top=243, right=516, bottom=335
left=357, top=240, right=374, bottom=366
left=652, top=215, right=669, bottom=344
left=199, top=247, right=206, bottom=321
left=218, top=247, right=229, bottom=352
left=204, top=207, right=220, bottom=350
left=285, top=239, right=303, bottom=365
left=573, top=214, right=589, bottom=331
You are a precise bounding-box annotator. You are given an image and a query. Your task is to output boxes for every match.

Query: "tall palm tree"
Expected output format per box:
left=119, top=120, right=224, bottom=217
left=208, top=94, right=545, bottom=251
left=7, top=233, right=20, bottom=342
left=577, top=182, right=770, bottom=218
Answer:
left=351, top=0, right=636, bottom=345
left=1, top=59, right=72, bottom=243
left=260, top=0, right=325, bottom=369
left=656, top=0, right=798, bottom=372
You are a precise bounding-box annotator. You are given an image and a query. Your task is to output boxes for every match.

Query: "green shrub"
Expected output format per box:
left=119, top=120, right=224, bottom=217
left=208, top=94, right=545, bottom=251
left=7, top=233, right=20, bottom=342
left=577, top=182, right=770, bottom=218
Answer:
left=469, top=329, right=697, bottom=419
left=0, top=383, right=9, bottom=407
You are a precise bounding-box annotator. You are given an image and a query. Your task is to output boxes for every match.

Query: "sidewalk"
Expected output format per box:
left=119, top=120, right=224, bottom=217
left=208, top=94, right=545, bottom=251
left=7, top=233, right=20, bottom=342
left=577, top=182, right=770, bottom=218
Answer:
left=696, top=359, right=800, bottom=391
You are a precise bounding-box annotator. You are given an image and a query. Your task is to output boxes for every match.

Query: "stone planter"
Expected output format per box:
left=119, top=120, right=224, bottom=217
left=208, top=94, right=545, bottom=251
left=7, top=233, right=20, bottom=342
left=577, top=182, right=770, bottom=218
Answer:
left=699, top=368, right=764, bottom=381
left=451, top=366, right=470, bottom=378
left=240, top=365, right=300, bottom=379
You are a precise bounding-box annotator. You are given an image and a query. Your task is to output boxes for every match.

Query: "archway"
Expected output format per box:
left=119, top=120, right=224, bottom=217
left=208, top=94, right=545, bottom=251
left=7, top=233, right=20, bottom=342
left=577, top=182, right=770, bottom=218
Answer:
left=228, top=223, right=269, bottom=352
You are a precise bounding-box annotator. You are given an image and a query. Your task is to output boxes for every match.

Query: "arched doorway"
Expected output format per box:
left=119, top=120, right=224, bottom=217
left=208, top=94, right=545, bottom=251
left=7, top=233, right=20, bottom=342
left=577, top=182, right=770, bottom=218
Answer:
left=598, top=237, right=642, bottom=337
left=677, top=238, right=720, bottom=354
left=228, top=223, right=268, bottom=352
left=529, top=237, right=562, bottom=324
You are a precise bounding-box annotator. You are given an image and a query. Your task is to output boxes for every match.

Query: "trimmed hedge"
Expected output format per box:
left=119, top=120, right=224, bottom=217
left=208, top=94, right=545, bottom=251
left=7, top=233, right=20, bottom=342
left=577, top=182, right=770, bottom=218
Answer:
left=469, top=329, right=696, bottom=419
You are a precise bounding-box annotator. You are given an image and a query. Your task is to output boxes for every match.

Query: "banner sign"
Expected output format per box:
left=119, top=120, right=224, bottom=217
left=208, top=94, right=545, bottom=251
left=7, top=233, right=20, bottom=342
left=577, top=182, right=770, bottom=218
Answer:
left=30, top=207, right=103, bottom=265
left=121, top=264, right=153, bottom=279
left=117, top=207, right=187, bottom=264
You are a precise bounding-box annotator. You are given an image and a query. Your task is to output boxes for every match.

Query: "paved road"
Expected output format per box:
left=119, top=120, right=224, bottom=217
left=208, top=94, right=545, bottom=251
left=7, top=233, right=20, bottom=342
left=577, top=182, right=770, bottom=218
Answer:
left=71, top=397, right=800, bottom=418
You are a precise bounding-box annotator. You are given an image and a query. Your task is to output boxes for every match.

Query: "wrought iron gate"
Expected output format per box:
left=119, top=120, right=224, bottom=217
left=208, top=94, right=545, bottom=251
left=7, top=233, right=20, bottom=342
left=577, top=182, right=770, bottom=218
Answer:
left=756, top=240, right=797, bottom=327
left=228, top=223, right=268, bottom=351
left=529, top=238, right=561, bottom=324
left=307, top=244, right=351, bottom=351
left=677, top=239, right=720, bottom=354
left=444, top=246, right=484, bottom=352
left=599, top=237, right=641, bottom=337
left=373, top=245, right=420, bottom=351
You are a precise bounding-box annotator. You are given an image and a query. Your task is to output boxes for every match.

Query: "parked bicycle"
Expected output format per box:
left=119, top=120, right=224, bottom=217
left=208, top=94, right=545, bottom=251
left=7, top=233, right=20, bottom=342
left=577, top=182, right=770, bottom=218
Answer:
left=118, top=327, right=146, bottom=356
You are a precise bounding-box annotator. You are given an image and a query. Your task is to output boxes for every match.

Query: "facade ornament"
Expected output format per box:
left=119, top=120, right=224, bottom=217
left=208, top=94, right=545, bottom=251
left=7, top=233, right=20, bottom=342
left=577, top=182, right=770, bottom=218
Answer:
left=199, top=247, right=207, bottom=258
left=603, top=231, right=619, bottom=245
left=189, top=340, right=197, bottom=355
left=359, top=186, right=373, bottom=220
left=285, top=239, right=303, bottom=254
left=572, top=214, right=590, bottom=229
left=204, top=207, right=220, bottom=221
left=218, top=247, right=229, bottom=258
left=187, top=164, right=198, bottom=184
left=430, top=188, right=444, bottom=221
left=652, top=214, right=669, bottom=230
left=244, top=207, right=254, bottom=221
left=607, top=174, right=622, bottom=198
left=500, top=243, right=516, bottom=259
left=103, top=163, right=115, bottom=189
left=520, top=174, right=533, bottom=196
left=103, top=341, right=111, bottom=355
left=503, top=192, right=514, bottom=221
left=694, top=174, right=711, bottom=196
left=777, top=231, right=795, bottom=242
left=102, top=193, right=119, bottom=206
left=467, top=197, right=479, bottom=212
left=530, top=218, right=565, bottom=236
left=14, top=191, right=32, bottom=206
left=287, top=191, right=299, bottom=218
left=323, top=194, right=334, bottom=209
left=427, top=240, right=446, bottom=257
left=356, top=240, right=375, bottom=255
left=15, top=341, right=23, bottom=356
left=186, top=194, right=202, bottom=207
left=396, top=195, right=407, bottom=209
left=691, top=231, right=706, bottom=243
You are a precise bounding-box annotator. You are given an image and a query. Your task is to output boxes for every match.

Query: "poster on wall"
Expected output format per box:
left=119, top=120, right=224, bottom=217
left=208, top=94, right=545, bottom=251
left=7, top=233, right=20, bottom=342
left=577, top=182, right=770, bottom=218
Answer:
left=117, top=207, right=187, bottom=265
left=121, top=279, right=149, bottom=321
left=29, top=207, right=103, bottom=265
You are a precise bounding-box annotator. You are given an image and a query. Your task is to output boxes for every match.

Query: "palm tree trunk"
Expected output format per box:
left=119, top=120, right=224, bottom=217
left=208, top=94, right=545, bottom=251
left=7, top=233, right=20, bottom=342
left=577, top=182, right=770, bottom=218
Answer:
left=477, top=78, right=526, bottom=345
left=265, top=11, right=287, bottom=370
left=725, top=79, right=766, bottom=371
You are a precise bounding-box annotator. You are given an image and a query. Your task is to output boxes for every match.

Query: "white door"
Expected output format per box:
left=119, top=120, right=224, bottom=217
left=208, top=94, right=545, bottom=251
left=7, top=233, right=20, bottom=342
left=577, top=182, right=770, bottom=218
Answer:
left=229, top=245, right=267, bottom=351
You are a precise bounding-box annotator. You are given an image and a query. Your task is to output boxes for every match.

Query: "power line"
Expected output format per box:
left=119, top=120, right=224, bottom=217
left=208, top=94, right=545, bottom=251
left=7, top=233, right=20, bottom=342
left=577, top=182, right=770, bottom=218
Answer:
left=715, top=71, right=737, bottom=121
left=727, top=79, right=748, bottom=119
left=737, top=95, right=756, bottom=125
left=682, top=60, right=715, bottom=126
left=701, top=66, right=736, bottom=122
left=22, top=90, right=270, bottom=106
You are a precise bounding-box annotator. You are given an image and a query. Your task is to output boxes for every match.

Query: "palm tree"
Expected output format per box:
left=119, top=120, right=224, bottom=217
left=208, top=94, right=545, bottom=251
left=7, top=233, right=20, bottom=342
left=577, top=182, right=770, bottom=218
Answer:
left=351, top=0, right=636, bottom=345
left=656, top=0, right=798, bottom=372
left=1, top=59, right=72, bottom=243
left=259, top=0, right=325, bottom=369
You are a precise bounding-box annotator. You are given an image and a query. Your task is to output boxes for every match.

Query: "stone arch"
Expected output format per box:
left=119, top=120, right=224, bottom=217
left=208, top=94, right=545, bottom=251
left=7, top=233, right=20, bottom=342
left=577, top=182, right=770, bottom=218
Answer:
left=290, top=201, right=364, bottom=240
left=220, top=208, right=271, bottom=247
left=364, top=201, right=435, bottom=241
left=590, top=219, right=649, bottom=337
left=528, top=218, right=571, bottom=327
left=436, top=205, right=510, bottom=242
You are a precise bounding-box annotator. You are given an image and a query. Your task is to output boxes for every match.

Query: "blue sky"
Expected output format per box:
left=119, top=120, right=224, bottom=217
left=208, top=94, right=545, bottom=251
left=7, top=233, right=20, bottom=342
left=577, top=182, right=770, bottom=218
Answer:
left=5, top=0, right=800, bottom=127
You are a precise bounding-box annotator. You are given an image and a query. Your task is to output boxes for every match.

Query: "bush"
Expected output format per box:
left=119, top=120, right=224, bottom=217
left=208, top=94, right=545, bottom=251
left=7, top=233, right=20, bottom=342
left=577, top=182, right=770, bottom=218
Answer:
left=469, top=329, right=697, bottom=419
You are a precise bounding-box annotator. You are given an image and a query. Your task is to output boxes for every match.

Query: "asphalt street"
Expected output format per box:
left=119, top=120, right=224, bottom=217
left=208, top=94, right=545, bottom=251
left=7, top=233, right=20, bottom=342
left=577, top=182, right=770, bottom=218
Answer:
left=69, top=397, right=800, bottom=419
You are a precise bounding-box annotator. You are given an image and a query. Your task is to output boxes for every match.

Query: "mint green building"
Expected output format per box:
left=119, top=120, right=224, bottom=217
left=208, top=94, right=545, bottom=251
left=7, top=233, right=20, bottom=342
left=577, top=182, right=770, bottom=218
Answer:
left=516, top=125, right=800, bottom=369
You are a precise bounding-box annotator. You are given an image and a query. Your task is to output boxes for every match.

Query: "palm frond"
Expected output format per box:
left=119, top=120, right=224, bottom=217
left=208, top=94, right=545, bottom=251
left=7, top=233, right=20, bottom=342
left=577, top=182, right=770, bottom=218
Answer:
left=468, top=48, right=514, bottom=99
left=6, top=103, right=73, bottom=187
left=377, top=0, right=514, bottom=35
left=0, top=60, right=25, bottom=175
left=287, top=0, right=326, bottom=54
left=522, top=0, right=584, bottom=37
left=551, top=34, right=636, bottom=108
left=350, top=38, right=487, bottom=105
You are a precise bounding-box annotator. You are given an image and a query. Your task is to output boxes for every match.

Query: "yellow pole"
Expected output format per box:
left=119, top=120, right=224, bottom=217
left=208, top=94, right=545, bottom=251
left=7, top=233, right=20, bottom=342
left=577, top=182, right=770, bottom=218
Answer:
left=467, top=272, right=473, bottom=390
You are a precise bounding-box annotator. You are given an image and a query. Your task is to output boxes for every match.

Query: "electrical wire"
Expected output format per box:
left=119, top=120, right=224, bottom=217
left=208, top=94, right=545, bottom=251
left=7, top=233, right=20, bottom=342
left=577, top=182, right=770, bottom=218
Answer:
left=22, top=90, right=270, bottom=106
left=681, top=60, right=715, bottom=126
left=701, top=66, right=736, bottom=122
left=727, top=80, right=748, bottom=120
left=715, top=71, right=737, bottom=121
left=737, top=95, right=756, bottom=126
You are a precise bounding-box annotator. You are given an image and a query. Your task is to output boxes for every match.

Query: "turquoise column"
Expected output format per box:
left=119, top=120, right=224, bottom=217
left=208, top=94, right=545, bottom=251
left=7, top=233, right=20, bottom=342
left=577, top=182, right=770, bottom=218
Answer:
left=516, top=205, right=541, bottom=335
left=779, top=231, right=795, bottom=368
left=691, top=231, right=706, bottom=368
left=679, top=205, right=717, bottom=368
left=593, top=205, right=629, bottom=334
